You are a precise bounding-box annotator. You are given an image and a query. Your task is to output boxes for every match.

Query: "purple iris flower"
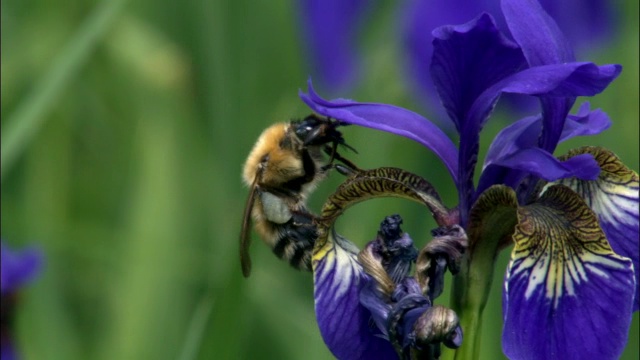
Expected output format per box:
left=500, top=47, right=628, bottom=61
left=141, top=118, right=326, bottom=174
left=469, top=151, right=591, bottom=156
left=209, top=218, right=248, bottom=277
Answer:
left=1, top=241, right=43, bottom=360
left=299, top=0, right=615, bottom=113
left=299, top=0, right=638, bottom=359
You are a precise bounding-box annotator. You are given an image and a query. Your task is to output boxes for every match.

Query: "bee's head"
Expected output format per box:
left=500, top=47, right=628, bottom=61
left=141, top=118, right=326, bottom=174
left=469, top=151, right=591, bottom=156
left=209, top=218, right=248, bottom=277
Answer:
left=294, top=115, right=345, bottom=147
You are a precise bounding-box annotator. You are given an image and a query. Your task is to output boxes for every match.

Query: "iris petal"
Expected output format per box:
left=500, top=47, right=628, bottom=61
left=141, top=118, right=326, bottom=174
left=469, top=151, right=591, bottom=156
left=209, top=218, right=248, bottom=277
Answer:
left=554, top=147, right=640, bottom=311
left=468, top=62, right=620, bottom=158
left=431, top=13, right=526, bottom=132
left=477, top=103, right=611, bottom=195
left=484, top=148, right=599, bottom=185
left=0, top=242, right=43, bottom=294
left=503, top=185, right=635, bottom=360
left=297, top=0, right=373, bottom=93
left=502, top=0, right=574, bottom=66
left=401, top=0, right=493, bottom=116
left=471, top=63, right=621, bottom=130
left=313, top=230, right=398, bottom=360
left=300, top=81, right=460, bottom=182
left=502, top=0, right=621, bottom=154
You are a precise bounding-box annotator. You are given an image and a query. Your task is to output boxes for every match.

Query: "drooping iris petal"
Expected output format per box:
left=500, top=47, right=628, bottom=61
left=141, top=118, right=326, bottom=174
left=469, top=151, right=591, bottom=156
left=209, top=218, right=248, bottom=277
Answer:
left=297, top=0, right=373, bottom=93
left=553, top=147, right=640, bottom=311
left=313, top=230, right=398, bottom=360
left=299, top=81, right=459, bottom=182
left=503, top=185, right=635, bottom=360
left=1, top=242, right=43, bottom=294
left=431, top=13, right=526, bottom=133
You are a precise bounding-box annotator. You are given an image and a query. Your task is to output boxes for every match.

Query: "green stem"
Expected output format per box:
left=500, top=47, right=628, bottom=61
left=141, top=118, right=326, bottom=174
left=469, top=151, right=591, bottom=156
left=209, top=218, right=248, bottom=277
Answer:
left=1, top=0, right=128, bottom=179
left=448, top=251, right=498, bottom=360
left=445, top=187, right=519, bottom=360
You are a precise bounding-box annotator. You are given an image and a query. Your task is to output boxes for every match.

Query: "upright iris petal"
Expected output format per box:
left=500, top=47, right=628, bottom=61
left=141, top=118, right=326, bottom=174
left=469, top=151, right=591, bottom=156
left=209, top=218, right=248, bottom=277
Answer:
left=502, top=0, right=574, bottom=153
left=299, top=0, right=616, bottom=112
left=401, top=0, right=497, bottom=115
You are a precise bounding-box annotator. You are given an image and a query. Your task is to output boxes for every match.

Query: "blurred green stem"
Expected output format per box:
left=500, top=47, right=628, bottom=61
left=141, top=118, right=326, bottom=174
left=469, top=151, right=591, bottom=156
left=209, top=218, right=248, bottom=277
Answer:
left=1, top=0, right=128, bottom=179
left=178, top=295, right=215, bottom=360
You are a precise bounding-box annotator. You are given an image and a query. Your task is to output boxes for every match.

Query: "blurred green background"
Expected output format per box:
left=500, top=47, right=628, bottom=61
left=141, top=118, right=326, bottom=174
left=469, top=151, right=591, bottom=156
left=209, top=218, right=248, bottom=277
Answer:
left=1, top=0, right=637, bottom=359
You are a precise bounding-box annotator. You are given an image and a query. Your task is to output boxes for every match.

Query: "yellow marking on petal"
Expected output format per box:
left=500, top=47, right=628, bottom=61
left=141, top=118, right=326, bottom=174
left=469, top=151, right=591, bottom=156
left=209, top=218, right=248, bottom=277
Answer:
left=553, top=146, right=639, bottom=227
left=510, top=184, right=630, bottom=308
left=313, top=228, right=362, bottom=305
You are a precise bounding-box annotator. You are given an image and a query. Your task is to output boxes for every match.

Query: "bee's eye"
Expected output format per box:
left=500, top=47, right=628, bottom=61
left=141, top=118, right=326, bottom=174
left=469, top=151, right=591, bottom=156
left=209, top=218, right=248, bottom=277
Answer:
left=295, top=120, right=318, bottom=139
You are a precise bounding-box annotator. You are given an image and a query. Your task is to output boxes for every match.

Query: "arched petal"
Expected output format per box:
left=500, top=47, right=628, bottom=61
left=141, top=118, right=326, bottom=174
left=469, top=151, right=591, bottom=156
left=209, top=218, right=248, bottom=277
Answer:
left=558, top=102, right=612, bottom=141
left=554, top=147, right=640, bottom=311
left=469, top=62, right=621, bottom=135
left=299, top=81, right=459, bottom=182
left=477, top=104, right=611, bottom=195
left=503, top=185, right=635, bottom=360
left=313, top=230, right=398, bottom=360
left=483, top=103, right=610, bottom=170
left=481, top=148, right=599, bottom=189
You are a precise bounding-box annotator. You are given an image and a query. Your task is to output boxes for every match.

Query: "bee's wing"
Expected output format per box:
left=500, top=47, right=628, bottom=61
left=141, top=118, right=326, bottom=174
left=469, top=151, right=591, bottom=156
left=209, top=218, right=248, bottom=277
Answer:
left=240, top=176, right=260, bottom=278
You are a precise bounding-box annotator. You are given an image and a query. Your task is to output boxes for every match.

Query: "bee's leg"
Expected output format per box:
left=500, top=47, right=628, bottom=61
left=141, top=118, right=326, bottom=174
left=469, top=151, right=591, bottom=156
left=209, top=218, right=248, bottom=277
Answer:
left=324, top=142, right=338, bottom=165
left=320, top=163, right=357, bottom=177
left=322, top=144, right=360, bottom=171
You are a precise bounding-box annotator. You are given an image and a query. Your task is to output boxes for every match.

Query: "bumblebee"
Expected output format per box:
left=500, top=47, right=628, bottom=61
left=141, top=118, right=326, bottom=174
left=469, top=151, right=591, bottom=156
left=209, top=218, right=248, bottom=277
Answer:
left=240, top=115, right=357, bottom=277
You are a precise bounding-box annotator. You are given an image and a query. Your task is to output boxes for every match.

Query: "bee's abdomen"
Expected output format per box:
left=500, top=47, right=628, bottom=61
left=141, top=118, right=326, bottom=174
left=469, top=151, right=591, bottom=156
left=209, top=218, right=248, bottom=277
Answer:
left=271, top=213, right=317, bottom=271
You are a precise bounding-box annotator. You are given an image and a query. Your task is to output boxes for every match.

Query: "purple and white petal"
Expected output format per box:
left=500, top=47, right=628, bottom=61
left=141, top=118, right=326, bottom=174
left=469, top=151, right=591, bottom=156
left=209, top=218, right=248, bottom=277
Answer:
left=313, top=231, right=398, bottom=360
left=300, top=81, right=459, bottom=182
left=503, top=185, right=635, bottom=360
left=553, top=147, right=640, bottom=311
